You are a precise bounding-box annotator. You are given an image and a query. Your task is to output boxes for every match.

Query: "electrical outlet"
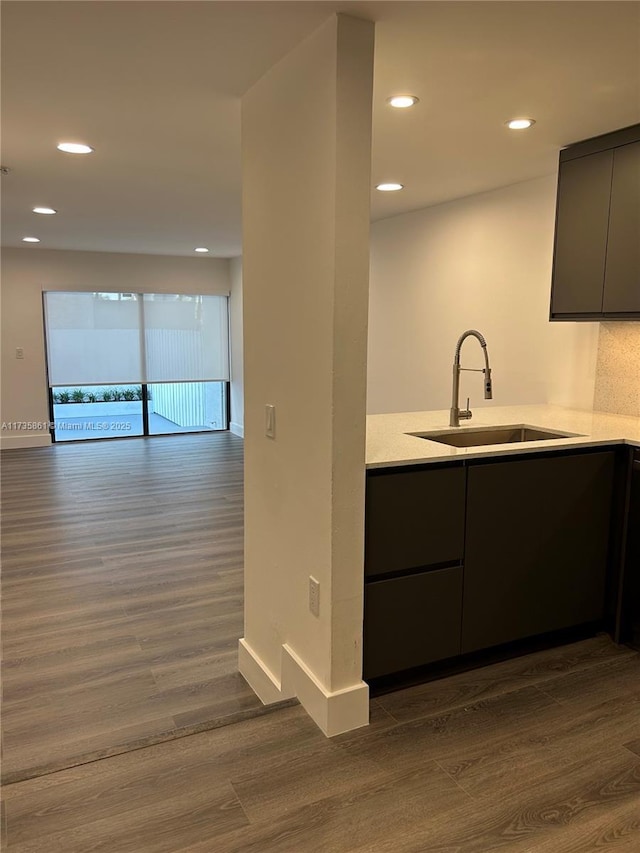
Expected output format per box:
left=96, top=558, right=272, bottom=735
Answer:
left=309, top=576, right=320, bottom=617
left=15, top=347, right=24, bottom=359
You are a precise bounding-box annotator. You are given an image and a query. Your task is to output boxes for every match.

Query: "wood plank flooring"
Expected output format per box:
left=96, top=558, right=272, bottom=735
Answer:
left=2, top=635, right=639, bottom=852
left=1, top=433, right=275, bottom=782
left=3, top=434, right=640, bottom=850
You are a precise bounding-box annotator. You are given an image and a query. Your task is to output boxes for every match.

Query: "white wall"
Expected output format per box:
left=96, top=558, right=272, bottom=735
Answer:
left=229, top=256, right=244, bottom=437
left=367, top=175, right=600, bottom=416
left=0, top=247, right=230, bottom=448
left=240, top=14, right=374, bottom=736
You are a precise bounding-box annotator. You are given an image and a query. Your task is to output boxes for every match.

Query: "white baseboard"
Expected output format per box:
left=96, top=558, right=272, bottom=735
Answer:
left=282, top=644, right=370, bottom=737
left=238, top=638, right=295, bottom=705
left=229, top=422, right=244, bottom=438
left=238, top=637, right=370, bottom=737
left=0, top=433, right=52, bottom=450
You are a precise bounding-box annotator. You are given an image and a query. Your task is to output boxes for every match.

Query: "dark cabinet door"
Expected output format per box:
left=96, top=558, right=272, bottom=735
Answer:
left=363, top=566, right=463, bottom=679
left=462, top=451, right=615, bottom=654
left=365, top=465, right=465, bottom=578
left=603, top=141, right=640, bottom=314
left=551, top=151, right=613, bottom=316
left=622, top=452, right=640, bottom=649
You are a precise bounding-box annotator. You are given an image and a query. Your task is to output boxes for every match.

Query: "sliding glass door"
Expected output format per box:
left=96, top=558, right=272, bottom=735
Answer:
left=44, top=292, right=229, bottom=442
left=147, top=382, right=227, bottom=435
left=51, top=384, right=145, bottom=440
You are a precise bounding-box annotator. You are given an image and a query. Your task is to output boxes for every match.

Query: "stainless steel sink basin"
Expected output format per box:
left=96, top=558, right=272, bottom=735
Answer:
left=408, top=425, right=582, bottom=448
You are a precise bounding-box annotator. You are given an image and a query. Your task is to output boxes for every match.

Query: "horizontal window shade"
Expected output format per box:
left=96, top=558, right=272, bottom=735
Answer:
left=44, top=292, right=230, bottom=386
left=143, top=295, right=229, bottom=382
left=45, top=292, right=143, bottom=385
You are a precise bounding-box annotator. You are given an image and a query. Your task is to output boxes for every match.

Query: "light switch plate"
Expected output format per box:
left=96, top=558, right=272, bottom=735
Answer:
left=309, top=576, right=320, bottom=617
left=265, top=404, right=276, bottom=438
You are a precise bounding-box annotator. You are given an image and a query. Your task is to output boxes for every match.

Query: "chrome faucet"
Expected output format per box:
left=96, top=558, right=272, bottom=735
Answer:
left=450, top=330, right=493, bottom=427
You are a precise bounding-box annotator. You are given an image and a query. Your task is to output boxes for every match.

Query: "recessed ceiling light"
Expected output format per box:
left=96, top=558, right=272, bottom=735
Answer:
left=387, top=95, right=419, bottom=109
left=375, top=183, right=404, bottom=192
left=22, top=236, right=40, bottom=243
left=194, top=247, right=209, bottom=253
left=506, top=118, right=536, bottom=130
left=33, top=207, right=57, bottom=215
left=57, top=142, right=94, bottom=154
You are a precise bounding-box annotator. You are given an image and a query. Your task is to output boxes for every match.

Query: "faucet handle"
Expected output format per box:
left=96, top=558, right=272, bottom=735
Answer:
left=460, top=397, right=473, bottom=420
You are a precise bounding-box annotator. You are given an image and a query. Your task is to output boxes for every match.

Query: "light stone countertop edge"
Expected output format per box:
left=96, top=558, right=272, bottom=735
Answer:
left=366, top=404, right=640, bottom=469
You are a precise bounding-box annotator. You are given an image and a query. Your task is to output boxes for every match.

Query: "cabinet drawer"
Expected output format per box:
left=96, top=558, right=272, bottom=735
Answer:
left=363, top=566, right=463, bottom=679
left=365, top=465, right=465, bottom=578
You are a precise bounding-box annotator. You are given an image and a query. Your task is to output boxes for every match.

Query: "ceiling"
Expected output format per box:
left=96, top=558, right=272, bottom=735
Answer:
left=2, top=1, right=639, bottom=257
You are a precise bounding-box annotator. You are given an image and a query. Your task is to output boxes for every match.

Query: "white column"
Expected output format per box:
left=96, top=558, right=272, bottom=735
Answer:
left=239, top=13, right=374, bottom=736
left=229, top=257, right=244, bottom=437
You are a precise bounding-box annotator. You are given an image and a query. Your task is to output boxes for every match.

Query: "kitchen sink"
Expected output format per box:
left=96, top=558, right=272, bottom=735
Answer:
left=408, top=425, right=582, bottom=448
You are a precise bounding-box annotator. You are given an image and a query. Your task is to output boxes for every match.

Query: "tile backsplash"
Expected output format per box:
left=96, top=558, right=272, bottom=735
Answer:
left=593, top=323, right=640, bottom=417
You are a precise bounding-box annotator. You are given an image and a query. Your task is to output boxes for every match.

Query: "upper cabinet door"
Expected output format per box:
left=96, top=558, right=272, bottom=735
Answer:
left=603, top=141, right=640, bottom=314
left=550, top=150, right=613, bottom=315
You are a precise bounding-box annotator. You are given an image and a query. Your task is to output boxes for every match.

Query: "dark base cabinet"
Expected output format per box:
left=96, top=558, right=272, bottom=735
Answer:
left=363, top=567, right=462, bottom=679
left=622, top=451, right=640, bottom=649
left=365, top=464, right=465, bottom=578
left=364, top=449, right=617, bottom=683
left=363, top=463, right=466, bottom=680
left=462, top=451, right=615, bottom=654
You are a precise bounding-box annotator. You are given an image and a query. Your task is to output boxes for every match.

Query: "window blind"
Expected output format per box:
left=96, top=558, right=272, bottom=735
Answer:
left=44, top=292, right=230, bottom=386
left=143, top=294, right=230, bottom=382
left=44, top=292, right=143, bottom=385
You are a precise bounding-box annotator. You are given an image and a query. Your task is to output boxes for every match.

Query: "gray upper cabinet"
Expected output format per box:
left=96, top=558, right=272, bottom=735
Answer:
left=550, top=124, right=640, bottom=320
left=603, top=141, right=640, bottom=314
left=551, top=151, right=613, bottom=315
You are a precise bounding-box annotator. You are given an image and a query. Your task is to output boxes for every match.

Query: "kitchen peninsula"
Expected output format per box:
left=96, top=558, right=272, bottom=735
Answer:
left=364, top=404, right=640, bottom=682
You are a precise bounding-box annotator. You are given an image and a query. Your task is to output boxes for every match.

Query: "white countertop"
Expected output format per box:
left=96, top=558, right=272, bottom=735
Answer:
left=366, top=404, right=640, bottom=469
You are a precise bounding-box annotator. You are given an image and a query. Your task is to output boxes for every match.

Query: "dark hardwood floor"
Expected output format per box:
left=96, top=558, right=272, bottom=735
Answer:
left=2, top=635, right=639, bottom=851
left=2, top=434, right=640, bottom=850
left=0, top=432, right=276, bottom=783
